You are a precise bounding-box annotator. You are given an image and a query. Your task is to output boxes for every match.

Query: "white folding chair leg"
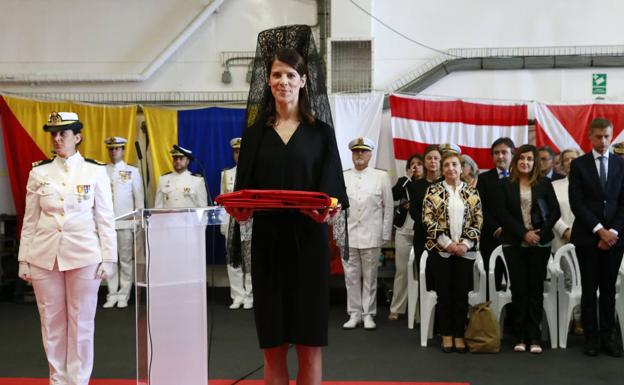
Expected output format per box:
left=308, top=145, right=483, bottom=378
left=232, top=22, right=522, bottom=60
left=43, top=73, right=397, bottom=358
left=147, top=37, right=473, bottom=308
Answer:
left=558, top=294, right=573, bottom=349
left=407, top=249, right=418, bottom=329
left=420, top=300, right=436, bottom=347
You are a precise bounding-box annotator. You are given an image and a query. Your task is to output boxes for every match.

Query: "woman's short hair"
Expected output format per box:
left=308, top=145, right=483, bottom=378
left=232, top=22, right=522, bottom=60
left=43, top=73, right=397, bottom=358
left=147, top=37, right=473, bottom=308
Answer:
left=423, top=144, right=440, bottom=159
left=441, top=151, right=462, bottom=166
left=560, top=148, right=583, bottom=159
left=405, top=153, right=423, bottom=170
left=265, top=48, right=314, bottom=126
left=461, top=154, right=479, bottom=177
left=509, top=144, right=541, bottom=186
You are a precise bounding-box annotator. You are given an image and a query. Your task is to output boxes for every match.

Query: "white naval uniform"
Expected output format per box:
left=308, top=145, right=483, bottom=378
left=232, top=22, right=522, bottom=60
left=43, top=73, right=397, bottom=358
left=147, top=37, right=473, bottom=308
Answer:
left=154, top=170, right=208, bottom=208
left=220, top=166, right=253, bottom=307
left=105, top=161, right=144, bottom=303
left=342, top=167, right=393, bottom=318
left=18, top=152, right=117, bottom=385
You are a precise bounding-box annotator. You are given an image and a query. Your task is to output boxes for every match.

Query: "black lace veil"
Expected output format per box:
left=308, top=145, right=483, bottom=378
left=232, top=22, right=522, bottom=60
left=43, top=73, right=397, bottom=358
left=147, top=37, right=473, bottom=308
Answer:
left=227, top=25, right=348, bottom=271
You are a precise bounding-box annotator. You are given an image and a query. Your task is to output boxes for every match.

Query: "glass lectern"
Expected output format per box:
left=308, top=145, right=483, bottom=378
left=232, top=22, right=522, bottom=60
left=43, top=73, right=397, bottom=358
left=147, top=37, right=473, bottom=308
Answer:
left=117, top=207, right=225, bottom=385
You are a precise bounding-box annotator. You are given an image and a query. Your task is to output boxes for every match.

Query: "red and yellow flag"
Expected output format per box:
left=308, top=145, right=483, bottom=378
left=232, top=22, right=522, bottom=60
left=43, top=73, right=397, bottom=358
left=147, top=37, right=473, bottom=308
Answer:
left=0, top=94, right=137, bottom=219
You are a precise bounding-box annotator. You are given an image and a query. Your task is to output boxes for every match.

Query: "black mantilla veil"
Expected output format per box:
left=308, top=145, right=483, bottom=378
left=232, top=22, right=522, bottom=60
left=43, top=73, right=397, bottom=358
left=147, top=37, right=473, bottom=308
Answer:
left=226, top=24, right=349, bottom=271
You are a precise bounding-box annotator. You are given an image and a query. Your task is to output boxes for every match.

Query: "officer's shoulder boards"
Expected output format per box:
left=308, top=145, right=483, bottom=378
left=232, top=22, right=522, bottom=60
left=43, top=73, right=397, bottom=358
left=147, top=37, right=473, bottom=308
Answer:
left=192, top=172, right=204, bottom=178
left=32, top=158, right=53, bottom=168
left=374, top=167, right=388, bottom=172
left=85, top=158, right=106, bottom=166
left=161, top=171, right=173, bottom=176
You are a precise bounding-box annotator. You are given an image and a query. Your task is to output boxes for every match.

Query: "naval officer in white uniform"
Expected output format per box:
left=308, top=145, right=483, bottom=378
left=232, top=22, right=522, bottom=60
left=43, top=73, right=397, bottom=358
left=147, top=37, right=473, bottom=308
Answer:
left=18, top=111, right=117, bottom=385
left=342, top=137, right=393, bottom=330
left=220, top=137, right=253, bottom=309
left=102, top=136, right=144, bottom=309
left=154, top=145, right=208, bottom=208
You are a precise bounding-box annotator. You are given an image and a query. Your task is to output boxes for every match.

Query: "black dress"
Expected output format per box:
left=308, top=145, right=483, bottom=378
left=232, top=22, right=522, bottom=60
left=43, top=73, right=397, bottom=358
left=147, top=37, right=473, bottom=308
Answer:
left=238, top=119, right=348, bottom=348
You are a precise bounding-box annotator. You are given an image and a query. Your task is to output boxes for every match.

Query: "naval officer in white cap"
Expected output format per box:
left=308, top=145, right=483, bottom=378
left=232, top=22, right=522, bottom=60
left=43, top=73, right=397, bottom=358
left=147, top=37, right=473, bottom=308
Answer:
left=18, top=111, right=117, bottom=385
left=155, top=145, right=208, bottom=208
left=220, top=137, right=253, bottom=309
left=102, top=136, right=144, bottom=309
left=342, top=137, right=393, bottom=330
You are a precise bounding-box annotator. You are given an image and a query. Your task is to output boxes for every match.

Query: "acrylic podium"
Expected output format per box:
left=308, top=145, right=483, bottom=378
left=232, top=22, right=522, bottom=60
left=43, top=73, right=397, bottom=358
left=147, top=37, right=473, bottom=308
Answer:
left=117, top=207, right=225, bottom=385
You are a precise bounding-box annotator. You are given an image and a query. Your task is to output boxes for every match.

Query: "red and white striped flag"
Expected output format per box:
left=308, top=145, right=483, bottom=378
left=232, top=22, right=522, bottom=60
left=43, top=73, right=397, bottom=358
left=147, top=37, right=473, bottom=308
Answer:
left=390, top=94, right=528, bottom=170
left=535, top=102, right=624, bottom=153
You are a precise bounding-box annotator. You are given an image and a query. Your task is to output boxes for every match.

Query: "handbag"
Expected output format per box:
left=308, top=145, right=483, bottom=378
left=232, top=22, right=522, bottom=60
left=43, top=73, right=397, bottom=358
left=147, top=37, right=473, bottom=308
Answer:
left=464, top=301, right=501, bottom=353
left=530, top=197, right=549, bottom=231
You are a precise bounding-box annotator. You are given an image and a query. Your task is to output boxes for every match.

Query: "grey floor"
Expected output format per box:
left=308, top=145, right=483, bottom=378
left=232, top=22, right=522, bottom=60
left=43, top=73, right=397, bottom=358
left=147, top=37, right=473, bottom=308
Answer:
left=1, top=287, right=623, bottom=385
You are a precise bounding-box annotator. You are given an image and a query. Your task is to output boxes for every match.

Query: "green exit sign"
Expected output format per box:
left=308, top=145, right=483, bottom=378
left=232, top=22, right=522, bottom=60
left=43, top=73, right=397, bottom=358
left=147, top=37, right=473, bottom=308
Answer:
left=593, top=73, right=607, bottom=94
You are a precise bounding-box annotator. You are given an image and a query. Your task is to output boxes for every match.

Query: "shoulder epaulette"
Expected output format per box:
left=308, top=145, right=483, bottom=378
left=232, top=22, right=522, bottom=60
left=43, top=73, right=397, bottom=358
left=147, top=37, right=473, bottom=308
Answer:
left=375, top=167, right=388, bottom=172
left=32, top=158, right=53, bottom=168
left=161, top=171, right=172, bottom=176
left=85, top=158, right=106, bottom=166
left=192, top=172, right=204, bottom=178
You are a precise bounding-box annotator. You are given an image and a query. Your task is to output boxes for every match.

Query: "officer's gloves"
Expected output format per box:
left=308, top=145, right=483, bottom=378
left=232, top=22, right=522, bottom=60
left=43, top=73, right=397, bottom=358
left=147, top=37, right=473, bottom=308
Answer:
left=18, top=262, right=31, bottom=282
left=96, top=262, right=116, bottom=279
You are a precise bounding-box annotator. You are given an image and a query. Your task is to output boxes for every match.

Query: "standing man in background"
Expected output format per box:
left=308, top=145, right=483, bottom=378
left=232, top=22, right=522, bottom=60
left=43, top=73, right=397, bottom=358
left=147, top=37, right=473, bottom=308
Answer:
left=155, top=145, right=208, bottom=208
left=342, top=137, right=393, bottom=330
left=220, top=137, right=253, bottom=310
left=569, top=118, right=624, bottom=357
left=102, top=137, right=144, bottom=309
left=477, top=137, right=515, bottom=297
left=538, top=146, right=566, bottom=181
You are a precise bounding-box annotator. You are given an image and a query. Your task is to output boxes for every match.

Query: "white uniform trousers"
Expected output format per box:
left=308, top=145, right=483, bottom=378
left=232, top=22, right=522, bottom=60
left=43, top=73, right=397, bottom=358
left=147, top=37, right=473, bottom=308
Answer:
left=227, top=265, right=253, bottom=305
left=342, top=247, right=381, bottom=317
left=389, top=232, right=413, bottom=314
left=105, top=229, right=134, bottom=302
left=30, top=262, right=100, bottom=385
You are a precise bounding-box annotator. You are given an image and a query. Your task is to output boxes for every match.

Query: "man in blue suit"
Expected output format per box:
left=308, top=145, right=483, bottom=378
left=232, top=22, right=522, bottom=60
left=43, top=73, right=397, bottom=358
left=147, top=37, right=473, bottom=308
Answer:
left=569, top=118, right=624, bottom=357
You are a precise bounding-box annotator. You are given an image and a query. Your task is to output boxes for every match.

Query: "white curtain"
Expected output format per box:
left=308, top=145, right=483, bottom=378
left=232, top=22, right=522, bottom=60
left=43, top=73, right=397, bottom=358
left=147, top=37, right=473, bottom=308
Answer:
left=330, top=92, right=384, bottom=171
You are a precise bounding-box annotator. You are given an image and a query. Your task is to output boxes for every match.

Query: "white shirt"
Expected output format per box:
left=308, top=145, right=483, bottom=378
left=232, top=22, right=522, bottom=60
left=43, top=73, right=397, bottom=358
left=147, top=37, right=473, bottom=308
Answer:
left=154, top=170, right=208, bottom=209
left=344, top=167, right=393, bottom=249
left=592, top=148, right=610, bottom=180
left=436, top=181, right=475, bottom=260
left=18, top=152, right=118, bottom=271
left=106, top=160, right=144, bottom=228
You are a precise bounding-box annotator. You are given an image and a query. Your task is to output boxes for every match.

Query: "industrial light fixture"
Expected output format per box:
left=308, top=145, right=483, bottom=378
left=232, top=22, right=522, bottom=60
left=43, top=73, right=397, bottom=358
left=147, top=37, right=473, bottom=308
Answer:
left=221, top=66, right=232, bottom=84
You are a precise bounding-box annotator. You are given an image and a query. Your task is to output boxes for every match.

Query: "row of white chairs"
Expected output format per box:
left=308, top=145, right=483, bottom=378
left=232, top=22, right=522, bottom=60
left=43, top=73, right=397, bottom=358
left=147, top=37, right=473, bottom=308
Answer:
left=406, top=244, right=624, bottom=349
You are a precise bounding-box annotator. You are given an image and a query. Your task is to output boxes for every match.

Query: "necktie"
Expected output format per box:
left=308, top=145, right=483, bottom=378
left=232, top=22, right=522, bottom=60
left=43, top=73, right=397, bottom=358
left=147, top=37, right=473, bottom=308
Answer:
left=599, top=156, right=607, bottom=190
left=501, top=169, right=508, bottom=178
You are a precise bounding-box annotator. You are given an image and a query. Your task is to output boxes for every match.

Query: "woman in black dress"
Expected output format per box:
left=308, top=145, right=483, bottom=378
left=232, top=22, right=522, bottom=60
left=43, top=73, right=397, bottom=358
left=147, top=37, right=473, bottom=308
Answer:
left=232, top=26, right=348, bottom=385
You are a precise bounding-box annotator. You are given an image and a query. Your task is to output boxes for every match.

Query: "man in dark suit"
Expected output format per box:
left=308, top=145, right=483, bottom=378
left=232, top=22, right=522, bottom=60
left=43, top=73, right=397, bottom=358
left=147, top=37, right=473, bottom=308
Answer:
left=477, top=137, right=515, bottom=298
left=538, top=146, right=566, bottom=181
left=569, top=117, right=624, bottom=357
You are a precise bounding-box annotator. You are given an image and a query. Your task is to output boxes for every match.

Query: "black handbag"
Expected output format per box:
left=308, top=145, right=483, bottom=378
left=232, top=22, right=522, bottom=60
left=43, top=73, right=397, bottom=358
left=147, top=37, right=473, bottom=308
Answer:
left=531, top=197, right=549, bottom=230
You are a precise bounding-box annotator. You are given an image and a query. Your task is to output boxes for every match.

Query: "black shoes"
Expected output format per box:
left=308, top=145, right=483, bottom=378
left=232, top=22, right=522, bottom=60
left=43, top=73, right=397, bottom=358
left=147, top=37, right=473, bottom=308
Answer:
left=584, top=337, right=600, bottom=357
left=602, top=338, right=623, bottom=358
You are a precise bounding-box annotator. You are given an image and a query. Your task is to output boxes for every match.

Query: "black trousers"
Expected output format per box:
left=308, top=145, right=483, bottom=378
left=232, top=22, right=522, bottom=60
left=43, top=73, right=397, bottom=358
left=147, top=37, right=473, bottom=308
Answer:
left=504, top=245, right=550, bottom=343
left=576, top=245, right=624, bottom=341
left=430, top=252, right=474, bottom=337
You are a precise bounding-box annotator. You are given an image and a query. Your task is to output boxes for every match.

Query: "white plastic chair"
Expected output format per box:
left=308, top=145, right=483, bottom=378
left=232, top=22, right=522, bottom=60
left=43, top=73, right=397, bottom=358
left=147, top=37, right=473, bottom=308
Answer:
left=550, top=244, right=582, bottom=349
left=489, top=245, right=558, bottom=347
left=419, top=250, right=486, bottom=347
left=615, top=258, right=624, bottom=347
left=542, top=254, right=558, bottom=349
left=468, top=251, right=487, bottom=307
left=488, top=246, right=512, bottom=325
left=406, top=247, right=419, bottom=329
left=419, top=250, right=437, bottom=347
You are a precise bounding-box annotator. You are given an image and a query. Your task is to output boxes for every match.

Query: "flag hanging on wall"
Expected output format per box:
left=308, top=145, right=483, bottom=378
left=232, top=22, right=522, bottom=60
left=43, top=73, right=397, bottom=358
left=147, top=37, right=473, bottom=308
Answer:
left=535, top=102, right=624, bottom=152
left=143, top=105, right=246, bottom=205
left=0, top=94, right=137, bottom=221
left=389, top=94, right=528, bottom=170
